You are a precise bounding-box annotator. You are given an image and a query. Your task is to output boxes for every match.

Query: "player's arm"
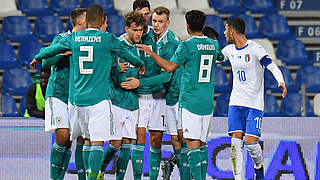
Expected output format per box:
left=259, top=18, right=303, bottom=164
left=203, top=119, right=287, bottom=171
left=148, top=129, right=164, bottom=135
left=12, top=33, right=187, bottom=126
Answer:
left=111, top=56, right=127, bottom=87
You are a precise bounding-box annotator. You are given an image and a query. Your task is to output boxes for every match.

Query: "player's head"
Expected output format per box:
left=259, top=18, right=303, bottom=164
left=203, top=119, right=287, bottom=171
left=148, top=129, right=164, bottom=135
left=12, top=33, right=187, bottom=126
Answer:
left=133, top=0, right=151, bottom=26
left=203, top=26, right=219, bottom=40
left=70, top=8, right=87, bottom=31
left=40, top=67, right=51, bottom=89
left=224, top=17, right=245, bottom=43
left=86, top=4, right=105, bottom=29
left=152, top=6, right=170, bottom=37
left=185, top=10, right=206, bottom=34
left=124, top=12, right=145, bottom=44
left=100, top=12, right=108, bottom=31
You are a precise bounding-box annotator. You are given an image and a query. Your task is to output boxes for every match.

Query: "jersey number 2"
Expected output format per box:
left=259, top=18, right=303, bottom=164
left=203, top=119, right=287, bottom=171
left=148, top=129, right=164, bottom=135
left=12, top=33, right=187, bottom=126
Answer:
left=198, top=55, right=213, bottom=83
left=79, top=46, right=93, bottom=74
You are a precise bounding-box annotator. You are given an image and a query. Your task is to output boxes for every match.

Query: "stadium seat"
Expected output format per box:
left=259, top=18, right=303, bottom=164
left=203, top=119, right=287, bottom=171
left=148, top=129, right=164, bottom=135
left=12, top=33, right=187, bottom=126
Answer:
left=113, top=0, right=135, bottom=13
left=281, top=93, right=314, bottom=117
left=107, top=14, right=125, bottom=37
left=169, top=15, right=188, bottom=40
left=2, top=16, right=36, bottom=42
left=0, top=0, right=22, bottom=17
left=50, top=0, right=80, bottom=16
left=177, top=0, right=212, bottom=11
left=209, top=0, right=245, bottom=14
left=18, top=40, right=44, bottom=68
left=296, top=65, right=320, bottom=93
left=19, top=95, right=27, bottom=116
left=214, top=67, right=231, bottom=93
left=0, top=42, right=20, bottom=69
left=82, top=0, right=118, bottom=14
left=2, top=67, right=33, bottom=96
left=264, top=66, right=298, bottom=93
left=215, top=93, right=230, bottom=117
left=149, top=0, right=178, bottom=11
left=242, top=0, right=278, bottom=13
left=17, top=0, right=51, bottom=16
left=230, top=14, right=263, bottom=39
left=277, top=39, right=313, bottom=65
left=252, top=38, right=282, bottom=65
left=264, top=93, right=281, bottom=117
left=35, top=15, right=65, bottom=42
left=314, top=93, right=320, bottom=116
left=66, top=19, right=73, bottom=31
left=259, top=13, right=293, bottom=40
left=205, top=15, right=225, bottom=36
left=1, top=94, right=19, bottom=117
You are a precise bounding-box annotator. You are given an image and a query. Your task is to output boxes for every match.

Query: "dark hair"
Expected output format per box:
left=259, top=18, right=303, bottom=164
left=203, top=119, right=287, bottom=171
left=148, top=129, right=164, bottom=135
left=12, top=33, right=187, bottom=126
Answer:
left=70, top=8, right=86, bottom=27
left=226, top=17, right=245, bottom=34
left=185, top=10, right=206, bottom=32
left=86, top=4, right=104, bottom=24
left=133, top=0, right=150, bottom=11
left=124, top=11, right=146, bottom=27
left=153, top=6, right=170, bottom=20
left=202, top=26, right=219, bottom=39
left=40, top=67, right=51, bottom=77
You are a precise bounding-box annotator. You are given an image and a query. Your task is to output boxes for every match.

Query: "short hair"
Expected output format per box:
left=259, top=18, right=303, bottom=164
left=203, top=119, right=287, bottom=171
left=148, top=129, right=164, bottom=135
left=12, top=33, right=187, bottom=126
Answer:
left=185, top=10, right=206, bottom=32
left=203, top=26, right=219, bottom=39
left=70, top=8, right=87, bottom=27
left=226, top=17, right=245, bottom=35
left=124, top=11, right=146, bottom=27
left=86, top=4, right=104, bottom=24
left=40, top=67, right=51, bottom=78
left=153, top=6, right=170, bottom=20
left=133, top=0, right=150, bottom=11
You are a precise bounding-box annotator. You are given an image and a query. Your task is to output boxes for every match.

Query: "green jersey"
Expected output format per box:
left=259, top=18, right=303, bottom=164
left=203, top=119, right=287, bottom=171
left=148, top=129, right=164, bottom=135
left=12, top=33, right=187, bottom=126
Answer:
left=35, top=28, right=144, bottom=106
left=110, top=34, right=140, bottom=110
left=171, top=36, right=219, bottom=115
left=42, top=31, right=71, bottom=104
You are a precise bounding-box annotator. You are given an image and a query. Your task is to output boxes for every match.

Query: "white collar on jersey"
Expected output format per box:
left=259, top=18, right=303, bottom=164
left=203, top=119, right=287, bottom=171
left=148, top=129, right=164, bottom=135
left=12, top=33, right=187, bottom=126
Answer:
left=156, top=29, right=169, bottom=44
left=186, top=35, right=208, bottom=41
left=121, top=33, right=135, bottom=47
left=143, top=25, right=152, bottom=36
left=86, top=28, right=100, bottom=31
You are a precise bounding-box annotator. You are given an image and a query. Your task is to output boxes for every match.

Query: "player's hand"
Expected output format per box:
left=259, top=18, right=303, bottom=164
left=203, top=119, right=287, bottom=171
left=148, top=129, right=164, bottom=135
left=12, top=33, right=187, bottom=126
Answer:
left=118, top=58, right=129, bottom=72
left=278, top=82, right=287, bottom=98
left=29, top=59, right=41, bottom=69
left=137, top=44, right=154, bottom=56
left=138, top=66, right=145, bottom=75
left=121, top=77, right=140, bottom=89
left=61, top=51, right=72, bottom=56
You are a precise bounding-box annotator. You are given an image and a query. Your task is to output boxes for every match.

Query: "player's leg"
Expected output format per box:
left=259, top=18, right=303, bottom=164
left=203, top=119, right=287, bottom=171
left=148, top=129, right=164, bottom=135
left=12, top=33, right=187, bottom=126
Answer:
left=75, top=137, right=86, bottom=180
left=245, top=108, right=264, bottom=180
left=83, top=139, right=91, bottom=177
left=228, top=106, right=246, bottom=180
left=177, top=129, right=191, bottom=180
left=56, top=129, right=72, bottom=180
left=149, top=130, right=163, bottom=180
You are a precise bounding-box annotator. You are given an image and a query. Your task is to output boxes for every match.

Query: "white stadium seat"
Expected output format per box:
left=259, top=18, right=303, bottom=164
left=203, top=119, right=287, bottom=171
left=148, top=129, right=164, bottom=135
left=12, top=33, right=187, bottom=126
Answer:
left=0, top=0, right=22, bottom=17
left=169, top=14, right=189, bottom=40
left=252, top=38, right=283, bottom=65
left=112, top=0, right=135, bottom=15
left=148, top=0, right=177, bottom=10
left=314, top=93, right=320, bottom=116
left=176, top=0, right=215, bottom=14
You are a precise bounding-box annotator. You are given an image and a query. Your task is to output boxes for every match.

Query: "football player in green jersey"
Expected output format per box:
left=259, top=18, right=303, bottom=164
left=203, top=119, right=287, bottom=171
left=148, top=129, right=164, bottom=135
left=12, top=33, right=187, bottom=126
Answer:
left=97, top=12, right=145, bottom=180
left=41, top=8, right=87, bottom=180
left=137, top=10, right=220, bottom=180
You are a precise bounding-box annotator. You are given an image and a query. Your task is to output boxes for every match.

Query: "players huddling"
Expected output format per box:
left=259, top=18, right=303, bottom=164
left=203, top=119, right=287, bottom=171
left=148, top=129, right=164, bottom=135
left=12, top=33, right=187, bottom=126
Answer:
left=29, top=0, right=288, bottom=180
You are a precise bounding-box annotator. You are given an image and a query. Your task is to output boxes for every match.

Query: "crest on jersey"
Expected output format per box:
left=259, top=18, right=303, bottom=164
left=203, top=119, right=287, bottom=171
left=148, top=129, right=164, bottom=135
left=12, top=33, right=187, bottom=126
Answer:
left=245, top=54, right=250, bottom=62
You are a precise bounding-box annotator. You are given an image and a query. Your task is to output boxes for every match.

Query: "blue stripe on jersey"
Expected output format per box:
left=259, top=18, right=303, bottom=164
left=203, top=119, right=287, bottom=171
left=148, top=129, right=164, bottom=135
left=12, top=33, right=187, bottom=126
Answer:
left=236, top=43, right=249, bottom=50
left=260, top=55, right=272, bottom=67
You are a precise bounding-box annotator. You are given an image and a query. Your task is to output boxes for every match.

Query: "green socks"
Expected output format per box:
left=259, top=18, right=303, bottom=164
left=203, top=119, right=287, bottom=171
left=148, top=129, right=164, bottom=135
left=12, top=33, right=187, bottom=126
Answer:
left=200, top=146, right=208, bottom=180
left=58, top=147, right=72, bottom=179
left=101, top=144, right=119, bottom=171
left=188, top=148, right=202, bottom=180
left=131, top=144, right=145, bottom=180
left=50, top=141, right=65, bottom=180
left=116, top=143, right=131, bottom=180
left=149, top=146, right=161, bottom=180
left=75, top=143, right=86, bottom=180
left=88, top=145, right=103, bottom=180
left=83, top=145, right=91, bottom=176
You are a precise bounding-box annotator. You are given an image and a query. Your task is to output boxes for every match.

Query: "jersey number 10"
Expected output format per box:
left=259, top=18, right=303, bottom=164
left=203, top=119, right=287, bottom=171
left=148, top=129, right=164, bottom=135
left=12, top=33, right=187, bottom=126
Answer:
left=79, top=46, right=93, bottom=74
left=198, top=55, right=213, bottom=83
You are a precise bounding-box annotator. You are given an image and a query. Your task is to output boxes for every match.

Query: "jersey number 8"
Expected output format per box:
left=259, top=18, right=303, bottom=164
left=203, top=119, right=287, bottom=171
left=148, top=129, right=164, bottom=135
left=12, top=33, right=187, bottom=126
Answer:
left=79, top=46, right=93, bottom=74
left=198, top=55, right=213, bottom=83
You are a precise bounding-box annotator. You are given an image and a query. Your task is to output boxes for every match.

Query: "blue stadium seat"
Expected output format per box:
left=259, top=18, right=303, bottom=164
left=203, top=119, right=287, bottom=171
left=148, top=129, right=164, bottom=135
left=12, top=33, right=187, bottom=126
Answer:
left=66, top=19, right=73, bottom=31
left=264, top=66, right=298, bottom=93
left=18, top=41, right=44, bottom=69
left=209, top=0, right=245, bottom=14
left=2, top=16, right=36, bottom=42
left=205, top=15, right=224, bottom=36
left=296, top=65, right=320, bottom=93
left=214, top=67, right=231, bottom=93
left=2, top=67, right=33, bottom=96
left=277, top=39, right=312, bottom=65
left=264, top=94, right=281, bottom=117
left=230, top=14, right=263, bottom=39
left=17, top=0, right=51, bottom=16
left=0, top=42, right=20, bottom=69
left=107, top=14, right=125, bottom=37
left=50, top=0, right=80, bottom=16
left=1, top=94, right=19, bottom=117
left=215, top=93, right=230, bottom=117
left=19, top=95, right=27, bottom=117
left=82, top=0, right=118, bottom=14
left=242, top=0, right=277, bottom=13
left=260, top=13, right=293, bottom=40
left=281, top=93, right=314, bottom=117
left=35, top=15, right=65, bottom=42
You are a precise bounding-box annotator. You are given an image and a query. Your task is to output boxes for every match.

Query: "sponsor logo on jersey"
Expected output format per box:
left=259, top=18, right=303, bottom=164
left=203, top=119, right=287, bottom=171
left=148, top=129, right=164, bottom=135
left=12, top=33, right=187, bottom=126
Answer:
left=245, top=54, right=250, bottom=62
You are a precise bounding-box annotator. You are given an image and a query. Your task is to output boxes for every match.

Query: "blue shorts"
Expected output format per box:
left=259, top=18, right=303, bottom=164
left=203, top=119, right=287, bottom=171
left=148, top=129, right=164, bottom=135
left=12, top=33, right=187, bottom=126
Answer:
left=228, top=106, right=264, bottom=138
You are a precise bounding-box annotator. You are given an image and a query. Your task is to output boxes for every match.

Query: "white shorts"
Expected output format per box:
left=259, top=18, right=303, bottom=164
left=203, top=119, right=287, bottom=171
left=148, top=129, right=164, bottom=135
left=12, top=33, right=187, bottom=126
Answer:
left=68, top=102, right=82, bottom=141
left=166, top=103, right=182, bottom=135
left=138, top=92, right=166, bottom=131
left=75, top=100, right=113, bottom=142
left=45, top=97, right=69, bottom=133
left=110, top=105, right=138, bottom=140
left=181, top=108, right=213, bottom=142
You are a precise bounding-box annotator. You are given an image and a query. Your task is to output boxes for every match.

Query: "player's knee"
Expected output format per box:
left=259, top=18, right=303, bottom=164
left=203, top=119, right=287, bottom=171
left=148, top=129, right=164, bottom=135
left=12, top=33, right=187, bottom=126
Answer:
left=55, top=129, right=70, bottom=145
left=171, top=136, right=181, bottom=149
left=244, top=135, right=259, bottom=144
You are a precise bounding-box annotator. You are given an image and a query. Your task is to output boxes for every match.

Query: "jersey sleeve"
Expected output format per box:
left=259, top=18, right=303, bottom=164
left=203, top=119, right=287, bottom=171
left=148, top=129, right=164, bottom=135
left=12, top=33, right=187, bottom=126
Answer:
left=139, top=68, right=172, bottom=87
left=171, top=42, right=188, bottom=67
left=222, top=45, right=231, bottom=61
left=110, top=58, right=127, bottom=87
left=109, top=33, right=144, bottom=67
left=35, top=35, right=71, bottom=60
left=41, top=35, right=64, bottom=68
left=254, top=42, right=269, bottom=61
